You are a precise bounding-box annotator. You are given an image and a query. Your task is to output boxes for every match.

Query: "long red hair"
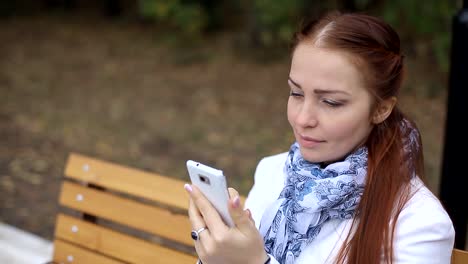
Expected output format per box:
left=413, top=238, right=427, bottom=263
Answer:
left=291, top=11, right=425, bottom=263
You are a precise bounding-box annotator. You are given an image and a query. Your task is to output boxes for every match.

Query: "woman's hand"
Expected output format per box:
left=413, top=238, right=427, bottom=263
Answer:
left=185, top=184, right=268, bottom=264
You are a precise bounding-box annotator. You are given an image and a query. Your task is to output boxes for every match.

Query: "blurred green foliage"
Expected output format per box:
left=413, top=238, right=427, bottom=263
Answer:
left=247, top=0, right=458, bottom=72
left=380, top=0, right=457, bottom=73
left=249, top=0, right=303, bottom=48
left=136, top=0, right=459, bottom=72
left=138, top=0, right=206, bottom=37
left=0, top=0, right=460, bottom=72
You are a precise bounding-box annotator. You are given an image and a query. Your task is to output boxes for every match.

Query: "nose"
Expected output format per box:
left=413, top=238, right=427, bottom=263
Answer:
left=295, top=101, right=318, bottom=128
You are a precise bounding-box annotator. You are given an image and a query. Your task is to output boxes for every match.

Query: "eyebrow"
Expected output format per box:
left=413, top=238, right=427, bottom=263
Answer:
left=288, top=77, right=351, bottom=95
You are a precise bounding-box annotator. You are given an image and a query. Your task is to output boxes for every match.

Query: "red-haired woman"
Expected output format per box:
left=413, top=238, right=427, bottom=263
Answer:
left=185, top=11, right=455, bottom=264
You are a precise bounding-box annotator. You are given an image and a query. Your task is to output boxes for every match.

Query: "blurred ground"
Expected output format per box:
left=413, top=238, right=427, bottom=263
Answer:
left=0, top=13, right=448, bottom=241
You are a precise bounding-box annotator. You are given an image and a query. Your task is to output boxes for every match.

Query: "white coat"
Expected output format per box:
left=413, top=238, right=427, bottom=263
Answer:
left=245, top=152, right=455, bottom=264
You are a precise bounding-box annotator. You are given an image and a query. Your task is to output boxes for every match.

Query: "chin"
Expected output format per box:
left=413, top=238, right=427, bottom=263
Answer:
left=299, top=145, right=343, bottom=164
left=298, top=147, right=324, bottom=163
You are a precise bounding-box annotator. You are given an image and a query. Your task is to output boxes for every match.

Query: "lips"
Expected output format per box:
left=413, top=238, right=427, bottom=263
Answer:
left=301, top=134, right=323, bottom=142
left=298, top=134, right=325, bottom=148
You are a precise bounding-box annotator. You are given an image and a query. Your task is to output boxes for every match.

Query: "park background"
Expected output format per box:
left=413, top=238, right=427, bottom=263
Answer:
left=0, top=0, right=461, bottom=243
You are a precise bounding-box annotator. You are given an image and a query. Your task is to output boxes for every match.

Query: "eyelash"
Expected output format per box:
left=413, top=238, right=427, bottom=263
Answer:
left=322, top=99, right=342, bottom=107
left=290, top=91, right=343, bottom=107
left=289, top=91, right=303, bottom=97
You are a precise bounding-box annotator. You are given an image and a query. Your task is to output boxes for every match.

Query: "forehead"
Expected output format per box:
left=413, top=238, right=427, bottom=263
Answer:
left=290, top=44, right=367, bottom=95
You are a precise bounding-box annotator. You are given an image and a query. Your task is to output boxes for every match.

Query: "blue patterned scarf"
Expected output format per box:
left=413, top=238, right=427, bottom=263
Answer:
left=259, top=142, right=368, bottom=263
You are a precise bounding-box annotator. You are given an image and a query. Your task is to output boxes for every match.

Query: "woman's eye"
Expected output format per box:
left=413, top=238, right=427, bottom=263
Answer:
left=289, top=90, right=303, bottom=97
left=322, top=99, right=342, bottom=107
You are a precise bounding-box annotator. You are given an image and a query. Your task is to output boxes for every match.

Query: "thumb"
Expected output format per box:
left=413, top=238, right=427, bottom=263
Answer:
left=227, top=188, right=255, bottom=234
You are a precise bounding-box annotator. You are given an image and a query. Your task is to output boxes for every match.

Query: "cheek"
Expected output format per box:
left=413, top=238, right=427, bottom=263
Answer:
left=326, top=109, right=372, bottom=142
left=287, top=99, right=295, bottom=125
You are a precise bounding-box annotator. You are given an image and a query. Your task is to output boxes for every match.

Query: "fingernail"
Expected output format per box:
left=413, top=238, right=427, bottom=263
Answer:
left=233, top=196, right=240, bottom=208
left=245, top=209, right=253, bottom=220
left=184, top=183, right=193, bottom=193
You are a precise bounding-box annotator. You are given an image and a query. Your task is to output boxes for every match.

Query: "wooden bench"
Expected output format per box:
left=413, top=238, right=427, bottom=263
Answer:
left=452, top=248, right=468, bottom=264
left=50, top=152, right=200, bottom=263
left=49, top=152, right=467, bottom=263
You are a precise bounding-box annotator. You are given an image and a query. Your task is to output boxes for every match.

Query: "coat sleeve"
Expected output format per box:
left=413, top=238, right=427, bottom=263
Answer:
left=392, top=187, right=455, bottom=264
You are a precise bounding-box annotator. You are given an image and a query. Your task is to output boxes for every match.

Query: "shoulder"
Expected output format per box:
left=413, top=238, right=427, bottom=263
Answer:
left=252, top=152, right=289, bottom=187
left=393, top=177, right=455, bottom=263
left=401, top=178, right=453, bottom=227
left=250, top=151, right=289, bottom=191
left=254, top=152, right=289, bottom=177
left=257, top=152, right=289, bottom=166
left=244, top=152, right=289, bottom=225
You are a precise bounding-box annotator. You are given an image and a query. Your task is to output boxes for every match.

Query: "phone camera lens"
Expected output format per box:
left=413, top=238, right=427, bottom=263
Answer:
left=198, top=174, right=210, bottom=185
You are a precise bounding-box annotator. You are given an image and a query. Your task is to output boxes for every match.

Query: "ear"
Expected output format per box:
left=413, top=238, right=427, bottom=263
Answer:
left=372, top=97, right=397, bottom=124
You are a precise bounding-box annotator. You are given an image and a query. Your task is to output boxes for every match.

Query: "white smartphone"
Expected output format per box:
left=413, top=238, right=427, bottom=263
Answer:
left=186, top=160, right=234, bottom=227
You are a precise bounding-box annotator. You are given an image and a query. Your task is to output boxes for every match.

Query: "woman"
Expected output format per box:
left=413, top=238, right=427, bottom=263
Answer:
left=185, top=11, right=455, bottom=264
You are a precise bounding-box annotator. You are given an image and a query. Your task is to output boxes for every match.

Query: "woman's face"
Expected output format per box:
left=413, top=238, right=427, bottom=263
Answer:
left=287, top=43, right=375, bottom=163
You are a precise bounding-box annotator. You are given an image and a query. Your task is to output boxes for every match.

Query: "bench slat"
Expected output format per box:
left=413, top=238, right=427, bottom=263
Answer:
left=55, top=214, right=198, bottom=264
left=64, top=153, right=189, bottom=210
left=452, top=248, right=468, bottom=264
left=59, top=181, right=193, bottom=246
left=53, top=239, right=125, bottom=264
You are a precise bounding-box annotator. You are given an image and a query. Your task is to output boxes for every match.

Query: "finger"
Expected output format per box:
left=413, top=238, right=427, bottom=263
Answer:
left=186, top=185, right=214, bottom=259
left=245, top=208, right=255, bottom=224
left=229, top=188, right=255, bottom=224
left=186, top=184, right=228, bottom=234
left=227, top=188, right=256, bottom=234
left=228, top=187, right=239, bottom=199
left=188, top=198, right=212, bottom=258
left=188, top=198, right=211, bottom=241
